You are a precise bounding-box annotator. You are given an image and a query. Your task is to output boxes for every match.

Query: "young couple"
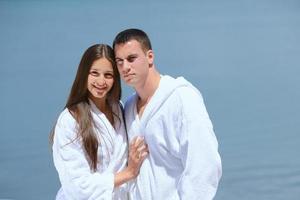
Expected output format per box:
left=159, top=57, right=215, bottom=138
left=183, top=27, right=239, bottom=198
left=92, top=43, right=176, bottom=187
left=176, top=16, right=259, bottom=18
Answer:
left=51, top=29, right=222, bottom=200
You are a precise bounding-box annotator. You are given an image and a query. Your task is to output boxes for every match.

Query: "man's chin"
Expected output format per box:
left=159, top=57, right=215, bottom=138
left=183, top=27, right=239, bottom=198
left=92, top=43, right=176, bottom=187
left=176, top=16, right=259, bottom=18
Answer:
left=124, top=79, right=136, bottom=86
left=125, top=82, right=135, bottom=87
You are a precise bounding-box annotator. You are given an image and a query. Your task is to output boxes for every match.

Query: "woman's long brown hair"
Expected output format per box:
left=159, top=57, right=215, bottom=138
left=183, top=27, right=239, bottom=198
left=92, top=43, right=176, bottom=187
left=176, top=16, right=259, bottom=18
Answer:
left=50, top=44, right=121, bottom=172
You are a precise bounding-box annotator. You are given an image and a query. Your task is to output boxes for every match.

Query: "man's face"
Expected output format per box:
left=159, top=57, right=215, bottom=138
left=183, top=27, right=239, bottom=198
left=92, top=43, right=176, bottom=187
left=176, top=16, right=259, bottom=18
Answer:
left=114, top=40, right=153, bottom=87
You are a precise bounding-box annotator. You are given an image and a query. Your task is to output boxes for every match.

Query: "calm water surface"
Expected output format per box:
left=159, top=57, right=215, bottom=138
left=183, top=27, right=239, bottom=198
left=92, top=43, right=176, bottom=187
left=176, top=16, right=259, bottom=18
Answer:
left=0, top=1, right=299, bottom=199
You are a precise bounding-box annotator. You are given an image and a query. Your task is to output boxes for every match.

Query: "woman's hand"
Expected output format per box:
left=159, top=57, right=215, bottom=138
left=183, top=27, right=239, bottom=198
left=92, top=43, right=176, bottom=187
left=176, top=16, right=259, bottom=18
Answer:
left=114, top=136, right=148, bottom=187
left=127, top=136, right=149, bottom=178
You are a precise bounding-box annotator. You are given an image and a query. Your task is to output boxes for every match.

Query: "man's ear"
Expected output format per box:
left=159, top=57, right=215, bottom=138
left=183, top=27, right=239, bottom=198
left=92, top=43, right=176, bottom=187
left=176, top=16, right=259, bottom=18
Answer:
left=147, top=50, right=154, bottom=66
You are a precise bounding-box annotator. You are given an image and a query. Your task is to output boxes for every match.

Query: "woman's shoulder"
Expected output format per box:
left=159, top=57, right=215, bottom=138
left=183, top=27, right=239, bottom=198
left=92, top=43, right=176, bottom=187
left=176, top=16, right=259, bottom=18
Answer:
left=53, top=108, right=79, bottom=145
left=56, top=108, right=77, bottom=128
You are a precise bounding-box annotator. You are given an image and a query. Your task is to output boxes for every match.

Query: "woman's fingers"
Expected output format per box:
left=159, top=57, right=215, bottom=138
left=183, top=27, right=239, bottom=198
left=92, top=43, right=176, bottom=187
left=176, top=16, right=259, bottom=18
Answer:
left=126, top=136, right=149, bottom=178
left=131, top=136, right=144, bottom=149
left=136, top=144, right=149, bottom=161
left=129, top=136, right=149, bottom=162
left=137, top=144, right=147, bottom=152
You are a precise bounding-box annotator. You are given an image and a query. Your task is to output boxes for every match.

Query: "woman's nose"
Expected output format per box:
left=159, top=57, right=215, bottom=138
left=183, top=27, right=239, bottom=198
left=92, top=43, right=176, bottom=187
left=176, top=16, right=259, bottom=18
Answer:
left=95, top=75, right=106, bottom=86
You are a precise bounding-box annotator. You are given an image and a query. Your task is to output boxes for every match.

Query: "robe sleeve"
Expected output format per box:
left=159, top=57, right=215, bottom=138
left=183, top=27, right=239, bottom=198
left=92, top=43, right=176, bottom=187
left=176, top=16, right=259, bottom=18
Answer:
left=177, top=87, right=222, bottom=200
left=52, top=110, right=114, bottom=200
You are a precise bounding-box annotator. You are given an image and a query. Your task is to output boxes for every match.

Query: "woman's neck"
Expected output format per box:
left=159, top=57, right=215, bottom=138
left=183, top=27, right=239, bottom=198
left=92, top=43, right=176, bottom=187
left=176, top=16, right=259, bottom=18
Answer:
left=90, top=96, right=107, bottom=113
left=90, top=96, right=114, bottom=125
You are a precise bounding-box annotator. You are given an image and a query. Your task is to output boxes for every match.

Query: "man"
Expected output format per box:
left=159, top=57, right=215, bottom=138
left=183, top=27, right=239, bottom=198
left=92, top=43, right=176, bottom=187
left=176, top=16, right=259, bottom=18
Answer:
left=113, top=28, right=222, bottom=200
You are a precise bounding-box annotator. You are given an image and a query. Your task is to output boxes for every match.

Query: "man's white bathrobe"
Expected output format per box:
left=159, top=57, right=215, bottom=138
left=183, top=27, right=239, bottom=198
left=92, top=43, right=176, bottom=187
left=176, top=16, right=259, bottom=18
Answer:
left=125, top=75, right=222, bottom=200
left=52, top=100, right=128, bottom=200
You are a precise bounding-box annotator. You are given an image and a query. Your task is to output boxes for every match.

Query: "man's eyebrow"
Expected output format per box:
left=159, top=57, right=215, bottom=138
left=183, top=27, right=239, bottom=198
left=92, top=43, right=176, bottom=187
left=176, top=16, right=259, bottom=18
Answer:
left=128, top=53, right=138, bottom=57
left=115, top=57, right=123, bottom=60
left=115, top=53, right=138, bottom=61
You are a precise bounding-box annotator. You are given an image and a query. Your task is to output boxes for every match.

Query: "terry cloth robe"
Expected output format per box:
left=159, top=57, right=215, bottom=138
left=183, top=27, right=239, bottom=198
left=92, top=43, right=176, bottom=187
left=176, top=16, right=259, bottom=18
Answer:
left=124, top=75, right=222, bottom=200
left=52, top=100, right=128, bottom=200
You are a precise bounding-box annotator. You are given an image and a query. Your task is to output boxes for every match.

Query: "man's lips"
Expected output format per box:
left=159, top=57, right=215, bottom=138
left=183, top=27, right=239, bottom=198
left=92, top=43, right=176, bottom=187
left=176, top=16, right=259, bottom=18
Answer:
left=124, top=73, right=135, bottom=79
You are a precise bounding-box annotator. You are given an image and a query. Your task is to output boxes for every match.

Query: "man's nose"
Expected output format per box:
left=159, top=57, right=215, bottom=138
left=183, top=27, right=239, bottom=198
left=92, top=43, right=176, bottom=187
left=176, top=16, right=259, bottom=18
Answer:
left=122, top=60, right=131, bottom=73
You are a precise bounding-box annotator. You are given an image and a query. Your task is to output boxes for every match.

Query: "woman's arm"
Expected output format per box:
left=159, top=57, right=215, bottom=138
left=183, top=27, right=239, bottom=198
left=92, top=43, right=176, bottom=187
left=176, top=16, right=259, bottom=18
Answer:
left=53, top=113, right=115, bottom=199
left=53, top=110, right=148, bottom=199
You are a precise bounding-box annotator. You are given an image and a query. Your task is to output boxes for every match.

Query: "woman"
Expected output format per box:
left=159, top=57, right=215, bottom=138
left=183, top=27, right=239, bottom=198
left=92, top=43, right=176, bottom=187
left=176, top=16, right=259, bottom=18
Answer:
left=50, top=44, right=148, bottom=199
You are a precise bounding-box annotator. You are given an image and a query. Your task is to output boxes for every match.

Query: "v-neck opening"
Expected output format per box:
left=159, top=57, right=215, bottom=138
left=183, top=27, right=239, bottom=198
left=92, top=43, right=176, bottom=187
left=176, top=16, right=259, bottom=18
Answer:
left=133, top=79, right=161, bottom=123
left=133, top=95, right=142, bottom=123
left=89, top=99, right=115, bottom=131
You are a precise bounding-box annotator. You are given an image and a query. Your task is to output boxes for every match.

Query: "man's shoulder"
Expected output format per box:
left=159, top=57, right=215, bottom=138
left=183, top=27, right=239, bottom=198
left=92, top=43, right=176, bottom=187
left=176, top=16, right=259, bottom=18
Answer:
left=124, top=93, right=138, bottom=110
left=171, top=85, right=204, bottom=111
left=173, top=82, right=202, bottom=97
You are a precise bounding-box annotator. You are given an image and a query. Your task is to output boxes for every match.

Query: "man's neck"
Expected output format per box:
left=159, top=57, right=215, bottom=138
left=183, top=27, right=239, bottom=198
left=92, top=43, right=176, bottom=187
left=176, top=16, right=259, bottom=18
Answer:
left=135, top=69, right=160, bottom=118
left=135, top=70, right=161, bottom=102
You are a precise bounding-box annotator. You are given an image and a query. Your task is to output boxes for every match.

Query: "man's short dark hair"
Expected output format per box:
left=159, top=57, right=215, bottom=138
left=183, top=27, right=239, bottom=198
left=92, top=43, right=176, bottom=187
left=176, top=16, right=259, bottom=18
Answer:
left=113, top=28, right=152, bottom=52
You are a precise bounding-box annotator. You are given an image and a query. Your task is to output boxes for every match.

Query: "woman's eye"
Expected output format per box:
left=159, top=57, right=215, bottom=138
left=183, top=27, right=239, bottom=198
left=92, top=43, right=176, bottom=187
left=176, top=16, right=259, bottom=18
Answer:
left=105, top=73, right=114, bottom=79
left=90, top=71, right=99, bottom=76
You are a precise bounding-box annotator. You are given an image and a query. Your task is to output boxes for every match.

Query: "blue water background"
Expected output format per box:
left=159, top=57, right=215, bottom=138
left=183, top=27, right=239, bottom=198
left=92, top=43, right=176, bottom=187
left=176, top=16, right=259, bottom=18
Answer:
left=0, top=1, right=299, bottom=199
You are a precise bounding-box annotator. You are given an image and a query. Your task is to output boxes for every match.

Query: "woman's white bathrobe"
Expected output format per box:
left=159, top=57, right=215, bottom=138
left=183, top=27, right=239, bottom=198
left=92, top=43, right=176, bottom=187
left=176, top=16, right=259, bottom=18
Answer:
left=52, top=100, right=128, bottom=200
left=125, top=75, right=222, bottom=200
